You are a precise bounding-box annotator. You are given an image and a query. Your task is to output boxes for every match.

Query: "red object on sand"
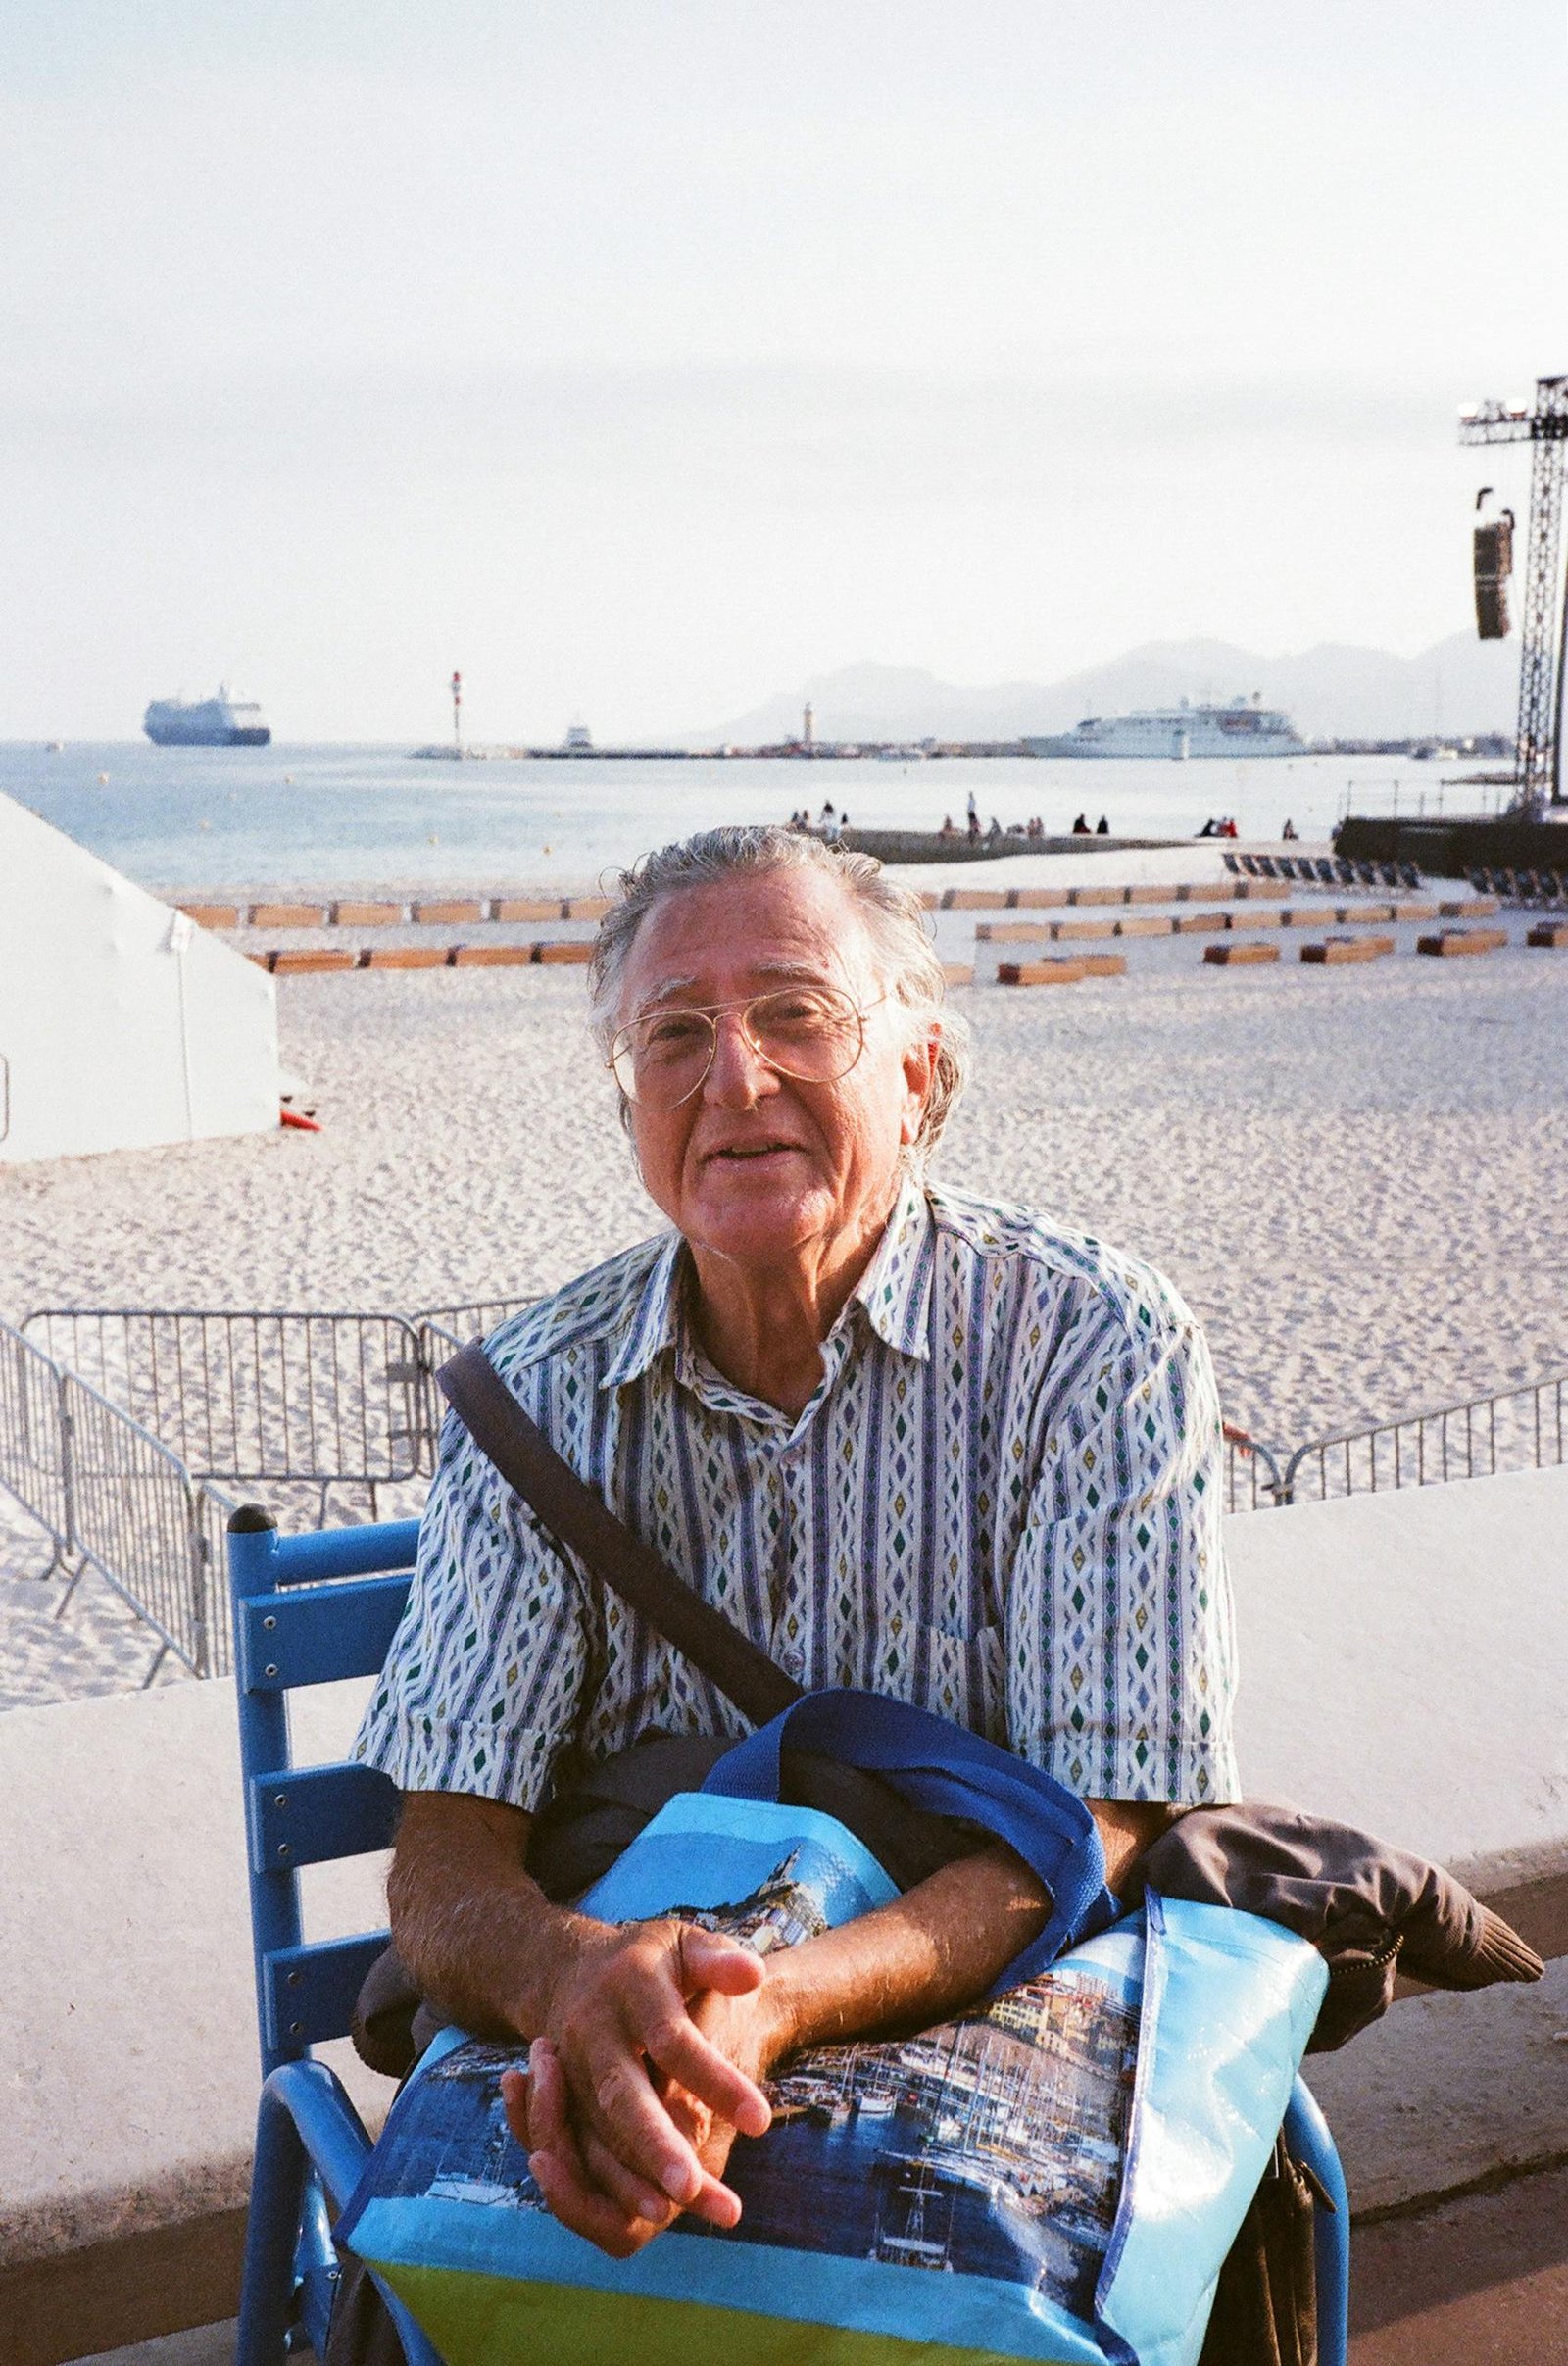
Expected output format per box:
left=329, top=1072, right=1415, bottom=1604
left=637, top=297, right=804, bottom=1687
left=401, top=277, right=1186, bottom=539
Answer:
left=279, top=1106, right=321, bottom=1133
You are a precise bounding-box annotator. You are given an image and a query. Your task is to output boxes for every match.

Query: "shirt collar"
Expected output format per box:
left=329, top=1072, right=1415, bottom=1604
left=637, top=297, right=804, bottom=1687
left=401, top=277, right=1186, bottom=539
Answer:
left=848, top=1171, right=935, bottom=1361
left=601, top=1229, right=685, bottom=1389
left=599, top=1175, right=935, bottom=1392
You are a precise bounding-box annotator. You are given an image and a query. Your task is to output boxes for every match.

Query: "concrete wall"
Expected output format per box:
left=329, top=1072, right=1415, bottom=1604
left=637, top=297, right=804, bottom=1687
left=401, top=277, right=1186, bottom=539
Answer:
left=2, top=1463, right=1564, bottom=2358
left=0, top=795, right=277, bottom=1163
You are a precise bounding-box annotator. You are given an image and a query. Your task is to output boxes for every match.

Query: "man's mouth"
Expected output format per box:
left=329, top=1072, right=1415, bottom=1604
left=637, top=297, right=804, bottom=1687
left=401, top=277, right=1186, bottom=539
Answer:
left=706, top=1139, right=801, bottom=1164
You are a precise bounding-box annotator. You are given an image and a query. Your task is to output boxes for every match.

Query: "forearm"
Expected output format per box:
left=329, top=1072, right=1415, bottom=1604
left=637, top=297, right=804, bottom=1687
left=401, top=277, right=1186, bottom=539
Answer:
left=760, top=1799, right=1176, bottom=2060
left=387, top=1792, right=609, bottom=2042
left=760, top=1842, right=1047, bottom=2055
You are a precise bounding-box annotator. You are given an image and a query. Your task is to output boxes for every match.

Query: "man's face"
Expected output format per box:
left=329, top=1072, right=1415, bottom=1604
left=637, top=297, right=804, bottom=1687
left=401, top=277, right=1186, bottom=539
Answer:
left=614, top=867, right=936, bottom=1279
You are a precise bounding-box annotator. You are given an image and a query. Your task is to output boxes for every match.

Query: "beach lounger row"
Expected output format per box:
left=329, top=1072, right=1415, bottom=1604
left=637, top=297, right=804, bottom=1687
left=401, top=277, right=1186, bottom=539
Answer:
left=1466, top=866, right=1568, bottom=908
left=181, top=895, right=612, bottom=930
left=1225, top=853, right=1423, bottom=891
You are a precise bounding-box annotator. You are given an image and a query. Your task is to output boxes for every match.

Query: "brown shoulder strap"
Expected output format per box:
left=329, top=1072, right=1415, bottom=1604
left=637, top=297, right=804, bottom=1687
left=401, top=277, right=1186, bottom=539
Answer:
left=436, top=1343, right=803, bottom=1730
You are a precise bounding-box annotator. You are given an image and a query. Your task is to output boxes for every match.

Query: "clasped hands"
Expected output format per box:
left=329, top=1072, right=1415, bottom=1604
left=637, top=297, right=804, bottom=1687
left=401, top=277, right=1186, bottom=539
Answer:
left=500, top=1914, right=794, bottom=2258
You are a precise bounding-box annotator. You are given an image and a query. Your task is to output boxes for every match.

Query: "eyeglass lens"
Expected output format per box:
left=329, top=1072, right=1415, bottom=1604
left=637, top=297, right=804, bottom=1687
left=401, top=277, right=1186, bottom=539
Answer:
left=612, top=987, right=865, bottom=1107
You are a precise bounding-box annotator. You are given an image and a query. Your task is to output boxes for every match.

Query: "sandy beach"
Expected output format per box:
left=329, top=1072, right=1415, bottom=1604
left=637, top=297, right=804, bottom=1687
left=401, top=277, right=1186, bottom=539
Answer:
left=4, top=856, right=1567, bottom=1703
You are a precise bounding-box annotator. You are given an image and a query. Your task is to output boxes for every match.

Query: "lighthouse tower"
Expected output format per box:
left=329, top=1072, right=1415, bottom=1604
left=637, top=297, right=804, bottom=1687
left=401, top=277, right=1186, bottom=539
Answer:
left=803, top=701, right=814, bottom=753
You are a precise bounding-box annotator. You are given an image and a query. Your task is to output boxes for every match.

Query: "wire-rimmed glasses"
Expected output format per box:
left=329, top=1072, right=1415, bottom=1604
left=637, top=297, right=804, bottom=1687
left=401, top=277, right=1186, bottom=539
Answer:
left=608, top=985, right=883, bottom=1110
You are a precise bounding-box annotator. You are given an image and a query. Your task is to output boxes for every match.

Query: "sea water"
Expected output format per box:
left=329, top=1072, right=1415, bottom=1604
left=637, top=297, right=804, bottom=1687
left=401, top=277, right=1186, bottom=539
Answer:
left=1, top=740, right=1495, bottom=892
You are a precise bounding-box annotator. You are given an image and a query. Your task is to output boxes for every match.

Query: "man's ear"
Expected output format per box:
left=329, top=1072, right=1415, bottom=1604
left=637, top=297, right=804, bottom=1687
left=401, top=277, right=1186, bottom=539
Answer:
left=899, top=1023, right=942, bottom=1148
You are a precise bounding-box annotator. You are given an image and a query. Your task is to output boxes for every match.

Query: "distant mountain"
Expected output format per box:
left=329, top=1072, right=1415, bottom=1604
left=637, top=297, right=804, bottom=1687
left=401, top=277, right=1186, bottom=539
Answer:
left=706, top=632, right=1518, bottom=746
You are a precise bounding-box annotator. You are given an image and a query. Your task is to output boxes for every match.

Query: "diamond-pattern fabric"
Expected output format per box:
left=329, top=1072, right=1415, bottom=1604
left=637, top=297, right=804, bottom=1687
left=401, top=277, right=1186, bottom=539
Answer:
left=354, top=1180, right=1239, bottom=1811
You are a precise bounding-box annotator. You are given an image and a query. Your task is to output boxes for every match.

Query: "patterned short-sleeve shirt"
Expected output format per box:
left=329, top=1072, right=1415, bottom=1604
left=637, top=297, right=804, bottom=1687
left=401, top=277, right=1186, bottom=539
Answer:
left=354, top=1179, right=1240, bottom=1811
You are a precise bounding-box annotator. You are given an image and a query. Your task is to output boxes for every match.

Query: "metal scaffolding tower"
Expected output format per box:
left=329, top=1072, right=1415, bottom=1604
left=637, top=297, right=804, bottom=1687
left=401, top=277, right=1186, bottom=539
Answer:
left=1459, top=375, right=1568, bottom=810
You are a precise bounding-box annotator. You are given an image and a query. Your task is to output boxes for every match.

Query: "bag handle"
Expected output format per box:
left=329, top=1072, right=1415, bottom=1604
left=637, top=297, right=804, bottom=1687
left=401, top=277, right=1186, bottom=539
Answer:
left=437, top=1342, right=804, bottom=1729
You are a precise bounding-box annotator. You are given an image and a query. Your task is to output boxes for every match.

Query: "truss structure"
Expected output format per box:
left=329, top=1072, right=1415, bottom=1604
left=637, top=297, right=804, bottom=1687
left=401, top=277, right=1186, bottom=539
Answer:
left=1459, top=377, right=1568, bottom=809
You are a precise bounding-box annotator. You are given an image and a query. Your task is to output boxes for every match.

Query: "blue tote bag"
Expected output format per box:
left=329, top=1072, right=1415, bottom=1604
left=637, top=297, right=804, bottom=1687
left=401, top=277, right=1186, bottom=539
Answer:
left=337, top=1698, right=1326, bottom=2366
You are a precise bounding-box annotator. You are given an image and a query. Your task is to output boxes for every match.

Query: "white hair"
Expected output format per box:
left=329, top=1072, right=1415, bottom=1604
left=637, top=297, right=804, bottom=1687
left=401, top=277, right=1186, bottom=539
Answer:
left=588, top=824, right=969, bottom=1164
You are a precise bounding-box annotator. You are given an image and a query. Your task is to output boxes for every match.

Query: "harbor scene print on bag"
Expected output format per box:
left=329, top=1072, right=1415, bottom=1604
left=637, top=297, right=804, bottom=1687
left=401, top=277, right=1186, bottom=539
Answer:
left=346, top=1839, right=1143, bottom=2317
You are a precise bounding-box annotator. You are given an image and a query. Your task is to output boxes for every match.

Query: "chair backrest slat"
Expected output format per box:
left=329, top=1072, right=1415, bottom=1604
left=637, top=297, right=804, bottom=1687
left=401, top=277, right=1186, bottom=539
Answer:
left=248, top=1760, right=400, bottom=1875
left=262, top=1933, right=393, bottom=2059
left=235, top=1573, right=412, bottom=1692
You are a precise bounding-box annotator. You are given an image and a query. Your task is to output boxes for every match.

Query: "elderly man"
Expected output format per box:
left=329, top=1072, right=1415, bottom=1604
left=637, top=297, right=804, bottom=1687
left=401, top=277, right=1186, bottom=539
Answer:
left=353, top=824, right=1237, bottom=2259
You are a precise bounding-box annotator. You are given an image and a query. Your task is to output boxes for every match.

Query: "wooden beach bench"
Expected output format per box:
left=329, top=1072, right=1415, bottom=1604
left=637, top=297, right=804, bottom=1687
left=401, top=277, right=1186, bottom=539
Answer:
left=252, top=941, right=595, bottom=974
left=1310, top=934, right=1395, bottom=964
left=1416, top=929, right=1509, bottom=958
left=1202, top=942, right=1280, bottom=967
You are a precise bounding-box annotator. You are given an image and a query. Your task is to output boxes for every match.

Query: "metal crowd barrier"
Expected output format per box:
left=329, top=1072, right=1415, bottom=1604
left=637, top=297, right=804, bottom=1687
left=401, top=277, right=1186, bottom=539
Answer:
left=413, top=1297, right=537, bottom=1346
left=59, top=1369, right=234, bottom=1681
left=21, top=1309, right=430, bottom=1510
left=1277, top=1366, right=1568, bottom=1504
left=1221, top=1423, right=1287, bottom=1512
left=0, top=1316, right=74, bottom=1573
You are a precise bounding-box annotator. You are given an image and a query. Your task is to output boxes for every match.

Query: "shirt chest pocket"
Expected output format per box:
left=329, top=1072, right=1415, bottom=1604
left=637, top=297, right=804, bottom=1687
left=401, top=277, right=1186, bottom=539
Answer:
left=913, top=1619, right=1006, bottom=1745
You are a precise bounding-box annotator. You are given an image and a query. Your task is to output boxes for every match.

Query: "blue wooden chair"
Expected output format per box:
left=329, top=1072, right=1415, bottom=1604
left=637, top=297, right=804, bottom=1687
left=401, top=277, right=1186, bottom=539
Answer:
left=228, top=1503, right=441, bottom=2366
left=227, top=1503, right=1349, bottom=2366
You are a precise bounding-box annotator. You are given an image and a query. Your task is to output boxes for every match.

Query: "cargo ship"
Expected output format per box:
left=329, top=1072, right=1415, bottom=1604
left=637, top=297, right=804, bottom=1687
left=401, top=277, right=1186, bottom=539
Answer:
left=1025, top=697, right=1301, bottom=760
left=143, top=689, right=270, bottom=747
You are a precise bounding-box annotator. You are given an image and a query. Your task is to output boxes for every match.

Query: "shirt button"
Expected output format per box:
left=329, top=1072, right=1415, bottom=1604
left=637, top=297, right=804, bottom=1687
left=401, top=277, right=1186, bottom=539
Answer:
left=780, top=1645, right=806, bottom=1680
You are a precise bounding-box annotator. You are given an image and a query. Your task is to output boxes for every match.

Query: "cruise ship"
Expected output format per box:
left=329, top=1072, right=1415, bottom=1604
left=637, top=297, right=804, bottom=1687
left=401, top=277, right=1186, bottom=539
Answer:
left=1025, top=697, right=1302, bottom=761
left=143, top=689, right=270, bottom=747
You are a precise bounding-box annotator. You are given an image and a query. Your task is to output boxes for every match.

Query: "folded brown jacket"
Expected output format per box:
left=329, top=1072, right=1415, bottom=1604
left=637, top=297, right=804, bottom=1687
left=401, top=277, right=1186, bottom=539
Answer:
left=1129, top=1799, right=1544, bottom=2051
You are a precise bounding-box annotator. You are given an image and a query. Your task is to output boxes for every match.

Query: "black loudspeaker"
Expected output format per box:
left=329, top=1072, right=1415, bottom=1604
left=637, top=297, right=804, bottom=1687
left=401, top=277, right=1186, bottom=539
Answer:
left=1474, top=518, right=1514, bottom=641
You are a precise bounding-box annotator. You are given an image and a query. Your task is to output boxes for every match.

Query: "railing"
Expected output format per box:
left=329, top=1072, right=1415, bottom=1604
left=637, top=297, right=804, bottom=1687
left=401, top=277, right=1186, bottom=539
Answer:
left=1278, top=1367, right=1568, bottom=1503
left=1221, top=1423, right=1286, bottom=1512
left=59, top=1370, right=231, bottom=1681
left=413, top=1297, right=537, bottom=1345
left=0, top=1317, right=235, bottom=1684
left=0, top=1316, right=74, bottom=1573
left=21, top=1309, right=430, bottom=1506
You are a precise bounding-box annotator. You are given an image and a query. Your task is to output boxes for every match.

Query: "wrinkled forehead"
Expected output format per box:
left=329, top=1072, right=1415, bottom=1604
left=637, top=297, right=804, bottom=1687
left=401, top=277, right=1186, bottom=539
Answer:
left=617, top=868, right=882, bottom=1016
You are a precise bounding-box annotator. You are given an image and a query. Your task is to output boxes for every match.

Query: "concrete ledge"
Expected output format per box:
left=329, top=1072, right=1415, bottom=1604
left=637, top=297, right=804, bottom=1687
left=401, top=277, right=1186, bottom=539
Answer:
left=6, top=2209, right=247, bottom=2366
left=1228, top=1463, right=1568, bottom=1894
left=0, top=1675, right=388, bottom=2352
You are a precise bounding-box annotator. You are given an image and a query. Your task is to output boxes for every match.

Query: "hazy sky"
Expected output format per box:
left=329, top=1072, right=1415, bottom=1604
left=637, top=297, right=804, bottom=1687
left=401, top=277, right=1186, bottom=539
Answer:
left=2, top=2, right=1563, bottom=741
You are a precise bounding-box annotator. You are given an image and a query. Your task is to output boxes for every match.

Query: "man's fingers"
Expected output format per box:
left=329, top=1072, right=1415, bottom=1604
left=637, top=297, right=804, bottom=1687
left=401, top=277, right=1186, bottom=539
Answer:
left=526, top=2144, right=658, bottom=2259
left=585, top=2053, right=708, bottom=2204
left=577, top=2125, right=681, bottom=2229
left=521, top=2041, right=669, bottom=2256
left=675, top=1925, right=766, bottom=1997
left=641, top=2016, right=772, bottom=2140
left=499, top=2064, right=531, bottom=2150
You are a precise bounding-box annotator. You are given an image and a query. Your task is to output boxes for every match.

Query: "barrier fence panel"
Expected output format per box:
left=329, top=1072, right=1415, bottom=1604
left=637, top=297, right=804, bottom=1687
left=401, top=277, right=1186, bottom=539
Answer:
left=22, top=1310, right=429, bottom=1490
left=1279, top=1367, right=1568, bottom=1504
left=0, top=1316, right=73, bottom=1566
left=59, top=1370, right=213, bottom=1681
left=413, top=1300, right=538, bottom=1473
left=1222, top=1422, right=1286, bottom=1513
left=194, top=1481, right=240, bottom=1678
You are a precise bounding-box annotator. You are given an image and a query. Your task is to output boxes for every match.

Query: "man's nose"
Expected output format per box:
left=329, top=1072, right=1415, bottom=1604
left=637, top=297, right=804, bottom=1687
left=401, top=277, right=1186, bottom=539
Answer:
left=703, top=1011, right=778, bottom=1102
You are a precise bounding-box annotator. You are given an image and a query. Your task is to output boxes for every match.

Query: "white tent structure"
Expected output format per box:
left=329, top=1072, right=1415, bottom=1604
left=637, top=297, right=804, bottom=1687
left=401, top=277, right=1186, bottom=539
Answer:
left=0, top=793, right=278, bottom=1163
